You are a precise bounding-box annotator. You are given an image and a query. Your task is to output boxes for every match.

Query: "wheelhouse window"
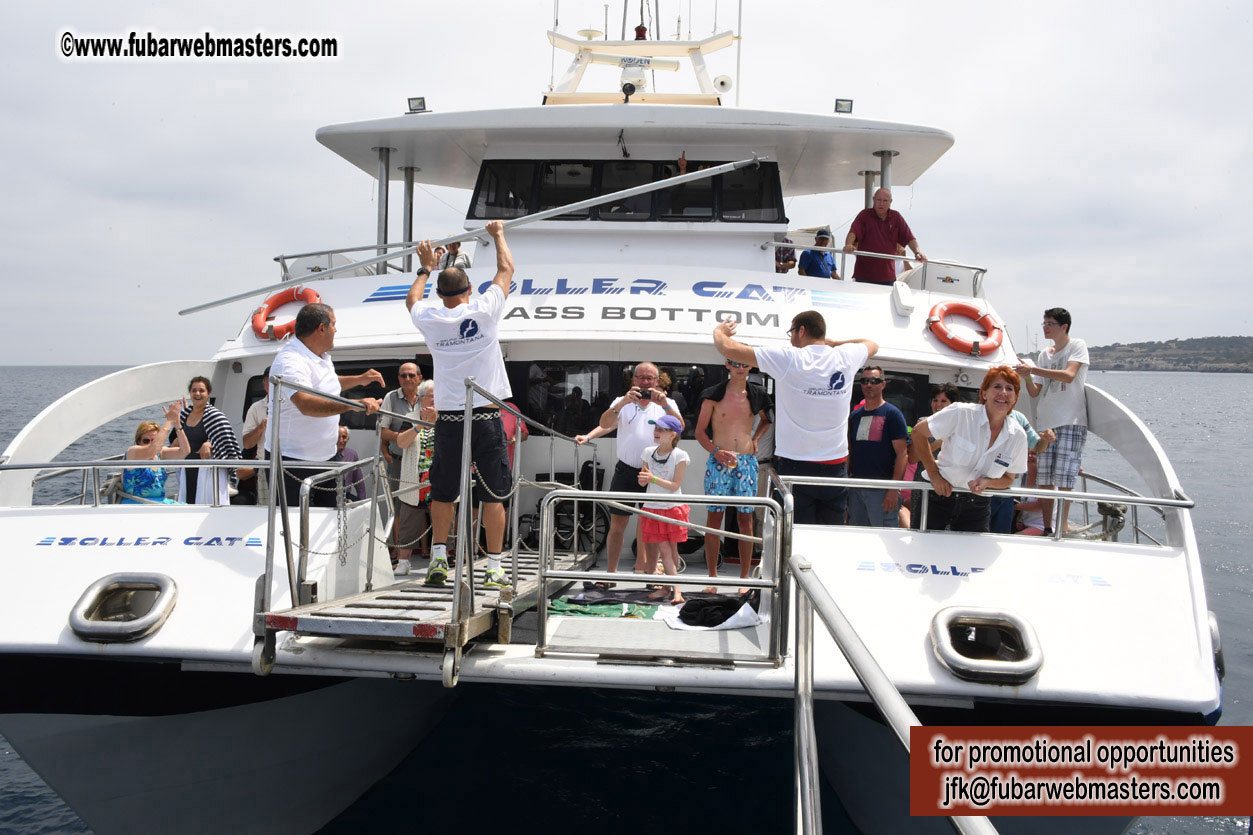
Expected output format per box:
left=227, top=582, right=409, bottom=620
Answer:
left=471, top=161, right=535, bottom=219
left=657, top=159, right=715, bottom=221
left=537, top=162, right=594, bottom=219
left=598, top=161, right=654, bottom=220
left=469, top=159, right=784, bottom=224
left=720, top=164, right=783, bottom=222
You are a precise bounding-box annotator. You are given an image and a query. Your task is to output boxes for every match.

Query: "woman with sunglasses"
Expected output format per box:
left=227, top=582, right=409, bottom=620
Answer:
left=122, top=401, right=191, bottom=504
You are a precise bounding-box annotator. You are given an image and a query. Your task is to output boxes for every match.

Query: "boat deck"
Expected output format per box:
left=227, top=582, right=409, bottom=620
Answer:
left=267, top=550, right=594, bottom=648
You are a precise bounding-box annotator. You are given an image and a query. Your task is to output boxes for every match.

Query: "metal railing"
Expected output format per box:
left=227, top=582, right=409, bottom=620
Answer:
left=761, top=240, right=988, bottom=287
left=789, top=552, right=998, bottom=835
left=535, top=488, right=785, bottom=663
left=258, top=374, right=424, bottom=615
left=1, top=456, right=263, bottom=508
left=1078, top=468, right=1168, bottom=546
left=450, top=378, right=600, bottom=625
left=775, top=472, right=1190, bottom=544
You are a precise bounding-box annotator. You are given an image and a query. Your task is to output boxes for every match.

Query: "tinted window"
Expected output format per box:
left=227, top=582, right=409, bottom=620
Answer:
left=537, top=162, right=594, bottom=219
left=522, top=362, right=612, bottom=436
left=472, top=161, right=535, bottom=219
left=720, top=164, right=782, bottom=222
left=598, top=161, right=654, bottom=220
left=658, top=159, right=715, bottom=220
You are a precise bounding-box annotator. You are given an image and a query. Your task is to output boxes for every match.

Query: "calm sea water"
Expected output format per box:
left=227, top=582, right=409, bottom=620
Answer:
left=0, top=366, right=1248, bottom=834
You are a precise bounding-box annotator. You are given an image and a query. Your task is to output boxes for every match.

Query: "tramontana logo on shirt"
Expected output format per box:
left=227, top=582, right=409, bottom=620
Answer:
left=804, top=370, right=847, bottom=397
left=434, top=319, right=484, bottom=347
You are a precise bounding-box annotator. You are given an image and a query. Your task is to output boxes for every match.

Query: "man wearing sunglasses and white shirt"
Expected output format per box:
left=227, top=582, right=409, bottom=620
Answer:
left=695, top=358, right=772, bottom=589
left=576, top=362, right=683, bottom=578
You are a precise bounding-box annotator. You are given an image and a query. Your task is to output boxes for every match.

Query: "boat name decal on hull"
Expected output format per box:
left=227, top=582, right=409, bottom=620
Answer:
left=857, top=560, right=1112, bottom=586
left=36, top=535, right=264, bottom=547
left=364, top=277, right=840, bottom=307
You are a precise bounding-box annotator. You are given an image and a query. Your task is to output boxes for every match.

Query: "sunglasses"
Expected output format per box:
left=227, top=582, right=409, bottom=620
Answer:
left=399, top=373, right=419, bottom=378
left=728, top=361, right=750, bottom=369
left=860, top=378, right=885, bottom=385
left=140, top=437, right=153, bottom=445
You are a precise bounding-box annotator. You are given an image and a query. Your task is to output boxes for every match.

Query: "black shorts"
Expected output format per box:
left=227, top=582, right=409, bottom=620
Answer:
left=429, top=410, right=512, bottom=504
left=608, top=460, right=648, bottom=516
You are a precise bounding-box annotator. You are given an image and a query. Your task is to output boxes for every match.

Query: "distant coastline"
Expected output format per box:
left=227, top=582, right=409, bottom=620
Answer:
left=1084, top=336, right=1253, bottom=373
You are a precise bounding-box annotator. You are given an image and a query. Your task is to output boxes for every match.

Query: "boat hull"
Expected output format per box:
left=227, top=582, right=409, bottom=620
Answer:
left=814, top=698, right=1213, bottom=835
left=0, top=658, right=453, bottom=835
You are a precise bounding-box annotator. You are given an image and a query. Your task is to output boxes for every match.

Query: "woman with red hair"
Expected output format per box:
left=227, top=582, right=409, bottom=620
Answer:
left=912, top=366, right=1029, bottom=532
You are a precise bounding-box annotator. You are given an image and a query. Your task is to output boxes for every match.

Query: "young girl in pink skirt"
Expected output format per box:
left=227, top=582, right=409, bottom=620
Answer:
left=637, top=415, right=690, bottom=605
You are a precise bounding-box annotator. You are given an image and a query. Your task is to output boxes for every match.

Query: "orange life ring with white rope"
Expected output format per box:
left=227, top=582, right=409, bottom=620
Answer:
left=927, top=300, right=1004, bottom=357
left=252, top=286, right=321, bottom=340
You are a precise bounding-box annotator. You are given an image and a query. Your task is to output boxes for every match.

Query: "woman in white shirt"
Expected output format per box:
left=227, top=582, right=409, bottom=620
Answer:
left=913, top=367, right=1028, bottom=533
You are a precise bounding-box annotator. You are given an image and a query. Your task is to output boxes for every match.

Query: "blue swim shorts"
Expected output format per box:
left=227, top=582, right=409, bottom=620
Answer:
left=703, top=453, right=759, bottom=514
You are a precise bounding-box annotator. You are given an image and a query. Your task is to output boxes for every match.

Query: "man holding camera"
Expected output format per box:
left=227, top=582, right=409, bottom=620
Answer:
left=576, top=362, right=683, bottom=576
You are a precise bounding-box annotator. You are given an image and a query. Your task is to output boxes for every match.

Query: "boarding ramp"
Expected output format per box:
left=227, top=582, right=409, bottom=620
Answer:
left=253, top=376, right=605, bottom=686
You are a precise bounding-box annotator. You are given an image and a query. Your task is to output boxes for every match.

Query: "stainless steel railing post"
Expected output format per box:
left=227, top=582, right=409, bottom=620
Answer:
left=536, top=491, right=557, bottom=653
left=793, top=564, right=821, bottom=834
left=508, top=414, right=524, bottom=589
left=364, top=419, right=384, bottom=592
left=451, top=378, right=477, bottom=624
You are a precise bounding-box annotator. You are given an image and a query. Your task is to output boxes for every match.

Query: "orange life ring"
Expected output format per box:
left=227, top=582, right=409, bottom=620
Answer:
left=252, top=286, right=321, bottom=340
left=927, top=300, right=1004, bottom=357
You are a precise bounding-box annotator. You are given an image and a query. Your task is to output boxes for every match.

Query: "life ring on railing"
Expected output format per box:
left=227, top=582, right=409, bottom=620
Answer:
left=927, top=300, right=1004, bottom=357
left=252, top=286, right=321, bottom=340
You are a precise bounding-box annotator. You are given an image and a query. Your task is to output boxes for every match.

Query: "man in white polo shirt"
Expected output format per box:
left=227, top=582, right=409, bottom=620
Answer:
left=265, top=303, right=383, bottom=508
left=713, top=311, right=877, bottom=525
left=406, top=221, right=514, bottom=588
left=575, top=361, right=683, bottom=577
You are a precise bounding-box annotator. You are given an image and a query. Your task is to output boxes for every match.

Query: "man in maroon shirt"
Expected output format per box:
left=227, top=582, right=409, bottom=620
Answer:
left=843, top=188, right=926, bottom=285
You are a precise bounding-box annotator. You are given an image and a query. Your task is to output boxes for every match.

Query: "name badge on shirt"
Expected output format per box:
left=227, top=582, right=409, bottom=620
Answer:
left=994, top=454, right=1010, bottom=469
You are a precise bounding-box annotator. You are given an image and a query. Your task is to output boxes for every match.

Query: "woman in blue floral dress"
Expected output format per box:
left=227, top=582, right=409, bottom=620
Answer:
left=123, top=401, right=191, bottom=504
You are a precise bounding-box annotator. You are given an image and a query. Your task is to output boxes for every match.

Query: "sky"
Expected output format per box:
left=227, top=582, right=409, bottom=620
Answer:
left=3, top=0, right=1250, bottom=364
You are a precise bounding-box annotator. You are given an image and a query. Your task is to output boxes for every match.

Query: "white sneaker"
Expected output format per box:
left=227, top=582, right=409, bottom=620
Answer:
left=395, top=559, right=411, bottom=576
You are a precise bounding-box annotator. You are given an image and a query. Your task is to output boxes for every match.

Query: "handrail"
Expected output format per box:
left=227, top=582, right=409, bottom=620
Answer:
left=447, top=377, right=599, bottom=628
left=790, top=555, right=998, bottom=835
left=774, top=473, right=1193, bottom=511
left=761, top=240, right=988, bottom=275
left=179, top=154, right=761, bottom=316
left=1079, top=468, right=1168, bottom=519
left=536, top=489, right=786, bottom=662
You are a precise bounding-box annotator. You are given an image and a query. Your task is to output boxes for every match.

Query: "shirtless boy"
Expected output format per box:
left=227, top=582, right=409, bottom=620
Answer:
left=695, top=358, right=772, bottom=591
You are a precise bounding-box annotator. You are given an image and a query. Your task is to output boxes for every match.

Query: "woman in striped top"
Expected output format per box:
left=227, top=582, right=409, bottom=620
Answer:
left=178, top=375, right=242, bottom=504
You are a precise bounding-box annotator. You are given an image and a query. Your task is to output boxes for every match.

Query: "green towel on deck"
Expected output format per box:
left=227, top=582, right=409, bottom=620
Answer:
left=546, top=599, right=658, bottom=619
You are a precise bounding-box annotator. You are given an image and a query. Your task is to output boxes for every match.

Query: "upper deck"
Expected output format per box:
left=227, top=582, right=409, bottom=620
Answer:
left=315, top=104, right=954, bottom=198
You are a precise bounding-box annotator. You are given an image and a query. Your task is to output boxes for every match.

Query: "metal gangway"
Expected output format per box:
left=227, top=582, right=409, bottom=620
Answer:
left=251, top=374, right=611, bottom=685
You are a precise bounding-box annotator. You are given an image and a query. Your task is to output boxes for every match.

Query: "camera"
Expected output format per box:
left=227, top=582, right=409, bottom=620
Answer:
left=637, top=389, right=651, bottom=402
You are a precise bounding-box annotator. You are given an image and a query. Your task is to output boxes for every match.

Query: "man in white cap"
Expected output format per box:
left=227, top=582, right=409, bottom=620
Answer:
left=798, top=227, right=839, bottom=279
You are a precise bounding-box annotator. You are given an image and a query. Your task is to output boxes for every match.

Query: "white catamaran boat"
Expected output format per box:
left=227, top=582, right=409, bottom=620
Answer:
left=0, top=16, right=1222, bottom=835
